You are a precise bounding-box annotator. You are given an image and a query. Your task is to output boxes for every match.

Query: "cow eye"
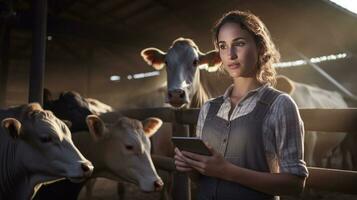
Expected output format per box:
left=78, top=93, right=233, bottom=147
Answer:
left=125, top=145, right=134, bottom=151
left=40, top=136, right=52, bottom=143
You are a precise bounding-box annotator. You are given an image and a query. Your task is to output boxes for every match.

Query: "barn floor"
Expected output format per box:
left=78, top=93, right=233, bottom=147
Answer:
left=78, top=178, right=357, bottom=200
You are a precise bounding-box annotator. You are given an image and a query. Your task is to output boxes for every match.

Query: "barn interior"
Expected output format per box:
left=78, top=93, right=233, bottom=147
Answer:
left=1, top=0, right=356, bottom=109
left=1, top=1, right=357, bottom=200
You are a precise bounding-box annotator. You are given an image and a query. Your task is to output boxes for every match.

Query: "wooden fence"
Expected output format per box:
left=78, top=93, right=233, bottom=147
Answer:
left=122, top=107, right=357, bottom=199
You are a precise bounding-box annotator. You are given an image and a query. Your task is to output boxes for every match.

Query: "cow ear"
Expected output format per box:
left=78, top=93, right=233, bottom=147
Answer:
left=142, top=117, right=163, bottom=138
left=86, top=115, right=106, bottom=141
left=1, top=118, right=22, bottom=139
left=275, top=75, right=295, bottom=95
left=141, top=48, right=166, bottom=70
left=62, top=120, right=72, bottom=129
left=198, top=50, right=221, bottom=68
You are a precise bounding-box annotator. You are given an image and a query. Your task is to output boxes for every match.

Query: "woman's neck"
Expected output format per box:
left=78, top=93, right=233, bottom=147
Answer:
left=231, top=77, right=262, bottom=98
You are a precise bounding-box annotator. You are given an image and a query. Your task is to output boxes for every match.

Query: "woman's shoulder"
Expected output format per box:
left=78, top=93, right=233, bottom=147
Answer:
left=270, top=91, right=299, bottom=111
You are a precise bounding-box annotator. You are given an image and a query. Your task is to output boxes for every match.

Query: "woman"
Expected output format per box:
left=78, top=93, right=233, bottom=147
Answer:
left=174, top=10, right=308, bottom=200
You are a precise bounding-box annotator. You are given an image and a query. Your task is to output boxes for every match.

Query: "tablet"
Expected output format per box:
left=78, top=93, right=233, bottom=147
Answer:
left=171, top=137, right=212, bottom=156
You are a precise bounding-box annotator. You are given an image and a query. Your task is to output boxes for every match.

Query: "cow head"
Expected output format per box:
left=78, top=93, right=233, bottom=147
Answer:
left=86, top=115, right=164, bottom=192
left=44, top=89, right=92, bottom=132
left=2, top=103, right=93, bottom=184
left=141, top=38, right=221, bottom=108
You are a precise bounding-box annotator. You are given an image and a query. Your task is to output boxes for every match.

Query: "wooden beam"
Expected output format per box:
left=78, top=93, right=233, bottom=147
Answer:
left=0, top=21, right=10, bottom=107
left=307, top=167, right=357, bottom=194
left=28, top=0, right=47, bottom=105
left=11, top=11, right=136, bottom=48
left=52, top=0, right=81, bottom=15
left=120, top=107, right=175, bottom=122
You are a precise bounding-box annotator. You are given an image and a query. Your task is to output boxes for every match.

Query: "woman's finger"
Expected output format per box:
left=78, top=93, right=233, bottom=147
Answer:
left=175, top=159, right=190, bottom=167
left=182, top=154, right=205, bottom=169
left=174, top=147, right=184, bottom=156
left=182, top=150, right=206, bottom=162
left=174, top=154, right=185, bottom=162
left=176, top=166, right=193, bottom=172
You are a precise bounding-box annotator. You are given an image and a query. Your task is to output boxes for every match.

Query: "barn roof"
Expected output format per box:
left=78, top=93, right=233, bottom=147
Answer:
left=1, top=0, right=356, bottom=107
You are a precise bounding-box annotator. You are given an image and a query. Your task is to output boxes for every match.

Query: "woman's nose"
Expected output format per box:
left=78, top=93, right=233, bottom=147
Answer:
left=229, top=47, right=237, bottom=60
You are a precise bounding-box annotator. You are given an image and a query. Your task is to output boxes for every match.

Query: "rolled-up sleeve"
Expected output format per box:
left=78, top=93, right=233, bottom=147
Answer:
left=267, top=94, right=309, bottom=177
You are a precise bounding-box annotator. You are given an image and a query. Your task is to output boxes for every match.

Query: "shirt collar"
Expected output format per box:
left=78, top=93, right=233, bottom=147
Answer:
left=222, top=83, right=269, bottom=101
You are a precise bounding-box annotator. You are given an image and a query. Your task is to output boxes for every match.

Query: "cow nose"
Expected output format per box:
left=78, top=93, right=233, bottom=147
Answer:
left=154, top=179, right=164, bottom=191
left=81, top=162, right=94, bottom=177
left=168, top=89, right=186, bottom=107
left=168, top=89, right=185, bottom=99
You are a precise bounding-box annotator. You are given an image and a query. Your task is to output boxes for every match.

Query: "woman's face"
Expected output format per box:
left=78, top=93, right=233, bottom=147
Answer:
left=217, top=22, right=259, bottom=78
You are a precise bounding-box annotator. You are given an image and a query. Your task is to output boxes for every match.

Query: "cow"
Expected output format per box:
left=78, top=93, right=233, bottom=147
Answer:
left=0, top=103, right=93, bottom=200
left=141, top=37, right=222, bottom=108
left=36, top=91, right=164, bottom=200
left=86, top=97, right=113, bottom=114
left=43, top=89, right=92, bottom=132
left=141, top=38, right=222, bottom=200
left=80, top=113, right=165, bottom=200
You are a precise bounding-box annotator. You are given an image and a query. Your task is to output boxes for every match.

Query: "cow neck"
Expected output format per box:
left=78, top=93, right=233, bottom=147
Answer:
left=72, top=131, right=105, bottom=175
left=0, top=137, right=30, bottom=199
left=190, top=71, right=209, bottom=108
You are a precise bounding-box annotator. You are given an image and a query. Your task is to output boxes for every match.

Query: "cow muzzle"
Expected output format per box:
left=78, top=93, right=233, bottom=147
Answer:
left=168, top=89, right=188, bottom=107
left=68, top=161, right=94, bottom=183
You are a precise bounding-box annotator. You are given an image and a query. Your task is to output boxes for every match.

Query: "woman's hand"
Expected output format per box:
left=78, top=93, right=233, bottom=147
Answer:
left=174, top=147, right=194, bottom=172
left=181, top=143, right=229, bottom=179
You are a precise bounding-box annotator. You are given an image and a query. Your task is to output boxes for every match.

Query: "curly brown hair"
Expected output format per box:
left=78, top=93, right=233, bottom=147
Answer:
left=212, top=10, right=280, bottom=86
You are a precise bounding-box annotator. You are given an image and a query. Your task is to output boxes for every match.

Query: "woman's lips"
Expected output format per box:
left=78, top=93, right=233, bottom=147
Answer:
left=228, top=63, right=240, bottom=69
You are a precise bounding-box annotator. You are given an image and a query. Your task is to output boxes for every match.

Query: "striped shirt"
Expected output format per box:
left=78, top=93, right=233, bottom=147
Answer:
left=196, top=84, right=309, bottom=177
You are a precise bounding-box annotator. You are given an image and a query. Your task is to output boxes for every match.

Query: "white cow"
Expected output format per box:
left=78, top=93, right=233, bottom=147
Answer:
left=34, top=112, right=164, bottom=200
left=0, top=103, right=93, bottom=200
left=81, top=113, right=164, bottom=192
left=141, top=37, right=221, bottom=108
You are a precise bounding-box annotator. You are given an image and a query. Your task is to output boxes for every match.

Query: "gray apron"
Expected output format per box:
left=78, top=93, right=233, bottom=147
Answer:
left=198, top=87, right=281, bottom=200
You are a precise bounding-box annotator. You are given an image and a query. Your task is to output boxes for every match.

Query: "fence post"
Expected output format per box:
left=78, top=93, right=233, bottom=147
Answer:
left=171, top=110, right=191, bottom=200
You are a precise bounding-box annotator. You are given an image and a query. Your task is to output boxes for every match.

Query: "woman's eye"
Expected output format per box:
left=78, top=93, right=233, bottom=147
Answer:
left=218, top=44, right=226, bottom=50
left=40, top=136, right=52, bottom=143
left=235, top=41, right=245, bottom=47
